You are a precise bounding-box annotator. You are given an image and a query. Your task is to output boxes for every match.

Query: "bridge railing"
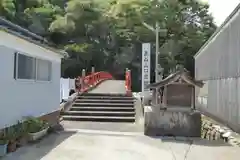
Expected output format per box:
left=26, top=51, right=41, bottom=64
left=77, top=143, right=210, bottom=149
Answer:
left=76, top=68, right=132, bottom=95
left=125, top=69, right=132, bottom=95
left=78, top=71, right=113, bottom=92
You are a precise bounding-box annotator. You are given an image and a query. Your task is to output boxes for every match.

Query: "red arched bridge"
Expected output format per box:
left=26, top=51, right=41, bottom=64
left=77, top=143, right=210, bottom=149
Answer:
left=77, top=69, right=131, bottom=95
left=61, top=69, right=134, bottom=123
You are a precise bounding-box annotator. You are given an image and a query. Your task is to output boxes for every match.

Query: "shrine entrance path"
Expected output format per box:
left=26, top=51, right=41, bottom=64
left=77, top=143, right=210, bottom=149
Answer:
left=2, top=130, right=240, bottom=160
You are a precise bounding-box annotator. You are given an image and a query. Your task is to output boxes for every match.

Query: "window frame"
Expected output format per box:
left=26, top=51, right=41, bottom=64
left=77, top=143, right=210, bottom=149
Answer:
left=14, top=52, right=52, bottom=82
left=36, top=58, right=52, bottom=82
left=14, top=52, right=36, bottom=82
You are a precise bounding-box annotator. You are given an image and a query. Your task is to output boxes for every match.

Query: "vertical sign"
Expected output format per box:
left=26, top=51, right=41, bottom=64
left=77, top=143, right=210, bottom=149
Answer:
left=142, top=43, right=151, bottom=93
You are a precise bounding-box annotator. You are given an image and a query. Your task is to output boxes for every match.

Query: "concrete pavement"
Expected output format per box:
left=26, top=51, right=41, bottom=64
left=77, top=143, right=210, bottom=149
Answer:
left=60, top=120, right=144, bottom=132
left=2, top=80, right=239, bottom=160
left=2, top=130, right=240, bottom=160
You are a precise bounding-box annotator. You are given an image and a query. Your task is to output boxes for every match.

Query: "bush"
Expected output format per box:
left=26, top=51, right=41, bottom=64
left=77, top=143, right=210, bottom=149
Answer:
left=25, top=117, right=49, bottom=133
left=0, top=132, right=8, bottom=145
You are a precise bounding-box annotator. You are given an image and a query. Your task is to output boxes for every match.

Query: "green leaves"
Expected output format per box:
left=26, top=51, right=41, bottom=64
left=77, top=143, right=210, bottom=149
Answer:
left=64, top=43, right=91, bottom=53
left=49, top=15, right=75, bottom=34
left=1, top=0, right=16, bottom=16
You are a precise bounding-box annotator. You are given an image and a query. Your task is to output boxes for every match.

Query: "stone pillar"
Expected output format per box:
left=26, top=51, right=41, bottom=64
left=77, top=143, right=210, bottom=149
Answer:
left=81, top=69, right=86, bottom=90
left=82, top=69, right=86, bottom=77
left=152, top=89, right=157, bottom=106
left=91, top=66, right=95, bottom=73
left=158, top=87, right=162, bottom=105
left=162, top=86, right=167, bottom=107
left=191, top=86, right=195, bottom=109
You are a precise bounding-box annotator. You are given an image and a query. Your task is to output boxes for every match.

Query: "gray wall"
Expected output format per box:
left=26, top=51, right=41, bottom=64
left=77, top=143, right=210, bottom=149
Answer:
left=196, top=79, right=240, bottom=132
left=195, top=7, right=240, bottom=80
left=0, top=45, right=61, bottom=128
left=195, top=7, right=240, bottom=132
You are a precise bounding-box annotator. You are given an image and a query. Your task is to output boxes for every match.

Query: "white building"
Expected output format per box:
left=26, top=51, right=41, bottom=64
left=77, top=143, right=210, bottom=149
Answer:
left=0, top=18, right=65, bottom=128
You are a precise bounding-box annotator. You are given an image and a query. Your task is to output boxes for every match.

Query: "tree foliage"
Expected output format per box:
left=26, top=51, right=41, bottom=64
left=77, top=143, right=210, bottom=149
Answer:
left=0, top=0, right=216, bottom=91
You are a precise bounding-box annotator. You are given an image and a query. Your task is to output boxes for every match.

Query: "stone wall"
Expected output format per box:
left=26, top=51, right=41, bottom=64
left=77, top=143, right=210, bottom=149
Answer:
left=144, top=106, right=201, bottom=137
left=201, top=115, right=240, bottom=147
left=39, top=110, right=61, bottom=127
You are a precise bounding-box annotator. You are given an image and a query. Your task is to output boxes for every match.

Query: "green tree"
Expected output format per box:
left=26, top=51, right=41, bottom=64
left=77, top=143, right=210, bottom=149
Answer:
left=104, top=0, right=216, bottom=90
left=0, top=0, right=216, bottom=91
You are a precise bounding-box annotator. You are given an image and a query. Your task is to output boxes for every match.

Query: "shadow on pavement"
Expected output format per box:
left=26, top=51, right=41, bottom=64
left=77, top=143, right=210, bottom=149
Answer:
left=1, top=131, right=77, bottom=160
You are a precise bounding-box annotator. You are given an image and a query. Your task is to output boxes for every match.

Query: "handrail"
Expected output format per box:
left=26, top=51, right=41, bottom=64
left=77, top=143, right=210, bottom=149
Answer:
left=77, top=71, right=113, bottom=92
left=76, top=70, right=131, bottom=95
left=125, top=69, right=132, bottom=95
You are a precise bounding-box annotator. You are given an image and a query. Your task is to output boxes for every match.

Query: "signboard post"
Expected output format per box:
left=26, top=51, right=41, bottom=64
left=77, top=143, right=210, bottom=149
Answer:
left=142, top=43, right=151, bottom=101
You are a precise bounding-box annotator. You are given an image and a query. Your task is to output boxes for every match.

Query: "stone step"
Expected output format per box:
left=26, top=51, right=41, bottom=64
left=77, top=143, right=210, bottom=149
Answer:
left=62, top=111, right=135, bottom=117
left=81, top=93, right=131, bottom=97
left=75, top=99, right=134, bottom=103
left=73, top=102, right=134, bottom=107
left=65, top=92, right=136, bottom=123
left=77, top=96, right=134, bottom=100
left=62, top=115, right=135, bottom=123
left=70, top=106, right=135, bottom=112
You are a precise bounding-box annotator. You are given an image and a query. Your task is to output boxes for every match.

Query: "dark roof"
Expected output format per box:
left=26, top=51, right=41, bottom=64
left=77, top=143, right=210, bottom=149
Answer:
left=147, top=68, right=203, bottom=88
left=0, top=17, right=67, bottom=57
left=194, top=2, right=240, bottom=58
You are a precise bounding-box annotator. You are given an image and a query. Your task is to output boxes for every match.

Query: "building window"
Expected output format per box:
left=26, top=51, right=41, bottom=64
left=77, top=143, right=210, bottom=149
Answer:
left=17, top=53, right=36, bottom=80
left=14, top=52, right=52, bottom=81
left=37, top=59, right=52, bottom=81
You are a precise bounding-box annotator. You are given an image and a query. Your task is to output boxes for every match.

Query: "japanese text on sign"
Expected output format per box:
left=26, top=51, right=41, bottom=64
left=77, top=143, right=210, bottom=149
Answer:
left=142, top=43, right=151, bottom=92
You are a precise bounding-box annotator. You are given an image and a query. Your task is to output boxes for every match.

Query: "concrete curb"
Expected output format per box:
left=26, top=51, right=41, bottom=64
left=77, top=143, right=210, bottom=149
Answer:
left=61, top=128, right=144, bottom=137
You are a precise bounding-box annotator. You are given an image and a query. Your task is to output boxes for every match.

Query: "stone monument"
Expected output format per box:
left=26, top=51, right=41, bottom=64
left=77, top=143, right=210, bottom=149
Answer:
left=144, top=67, right=203, bottom=137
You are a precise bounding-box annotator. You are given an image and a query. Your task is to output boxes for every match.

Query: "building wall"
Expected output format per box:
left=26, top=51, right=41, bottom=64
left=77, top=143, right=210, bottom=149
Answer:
left=0, top=32, right=61, bottom=128
left=196, top=79, right=240, bottom=132
left=195, top=7, right=240, bottom=80
left=194, top=5, right=240, bottom=133
left=60, top=78, right=75, bottom=102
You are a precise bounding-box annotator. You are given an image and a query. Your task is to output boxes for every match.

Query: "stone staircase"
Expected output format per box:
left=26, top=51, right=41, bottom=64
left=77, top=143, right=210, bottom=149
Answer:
left=61, top=93, right=135, bottom=123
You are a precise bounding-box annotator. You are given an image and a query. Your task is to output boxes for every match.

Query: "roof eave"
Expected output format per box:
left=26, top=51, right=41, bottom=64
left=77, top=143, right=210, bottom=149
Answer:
left=0, top=27, right=67, bottom=58
left=0, top=17, right=67, bottom=58
left=147, top=72, right=203, bottom=89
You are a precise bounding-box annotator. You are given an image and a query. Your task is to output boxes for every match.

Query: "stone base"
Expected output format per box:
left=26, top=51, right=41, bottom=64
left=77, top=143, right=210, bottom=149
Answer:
left=144, top=106, right=201, bottom=137
left=39, top=110, right=61, bottom=127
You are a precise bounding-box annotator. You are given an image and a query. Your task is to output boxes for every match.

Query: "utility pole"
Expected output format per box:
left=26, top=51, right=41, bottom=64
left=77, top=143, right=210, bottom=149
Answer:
left=155, top=21, right=160, bottom=83
left=142, top=21, right=166, bottom=83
